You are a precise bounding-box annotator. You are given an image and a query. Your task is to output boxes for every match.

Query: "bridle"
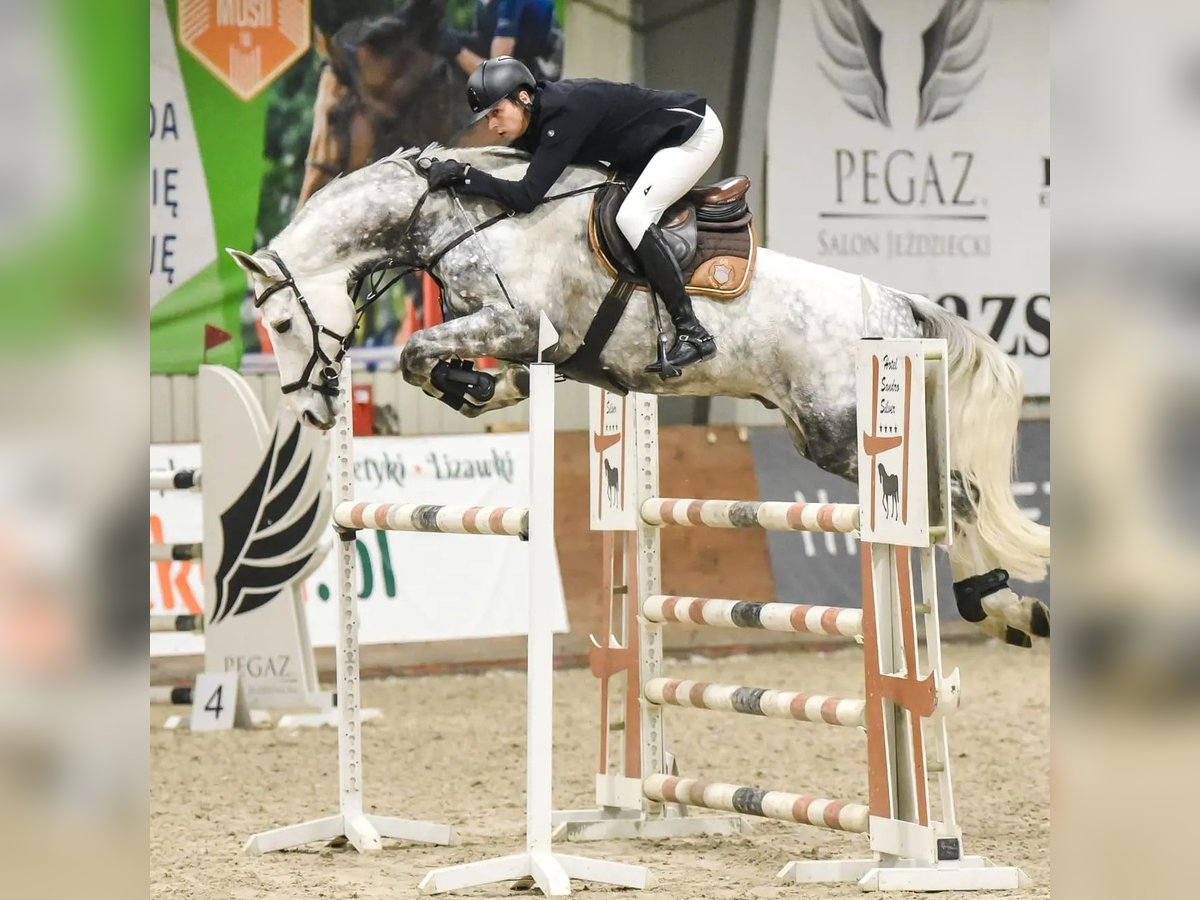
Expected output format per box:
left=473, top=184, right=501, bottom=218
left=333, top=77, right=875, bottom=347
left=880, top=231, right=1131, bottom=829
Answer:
left=253, top=162, right=609, bottom=398
left=254, top=248, right=365, bottom=397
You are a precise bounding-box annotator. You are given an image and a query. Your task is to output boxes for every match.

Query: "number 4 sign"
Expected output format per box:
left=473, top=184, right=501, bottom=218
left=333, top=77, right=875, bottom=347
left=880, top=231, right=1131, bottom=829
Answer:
left=190, top=672, right=253, bottom=731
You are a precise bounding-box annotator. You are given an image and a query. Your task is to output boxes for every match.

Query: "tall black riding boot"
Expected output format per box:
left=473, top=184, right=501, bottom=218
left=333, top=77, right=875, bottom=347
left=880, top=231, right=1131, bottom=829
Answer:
left=637, top=225, right=717, bottom=376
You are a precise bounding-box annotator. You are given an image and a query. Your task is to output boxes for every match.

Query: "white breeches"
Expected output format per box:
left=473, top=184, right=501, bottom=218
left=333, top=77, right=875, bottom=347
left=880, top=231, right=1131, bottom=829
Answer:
left=615, top=105, right=724, bottom=249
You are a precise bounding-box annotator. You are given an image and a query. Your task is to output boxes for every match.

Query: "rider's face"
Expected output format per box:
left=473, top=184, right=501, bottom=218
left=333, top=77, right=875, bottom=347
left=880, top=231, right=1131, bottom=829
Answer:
left=486, top=94, right=530, bottom=141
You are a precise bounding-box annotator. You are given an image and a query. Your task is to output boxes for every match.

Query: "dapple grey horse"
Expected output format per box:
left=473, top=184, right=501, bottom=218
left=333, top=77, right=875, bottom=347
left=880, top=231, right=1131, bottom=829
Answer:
left=229, top=145, right=1049, bottom=647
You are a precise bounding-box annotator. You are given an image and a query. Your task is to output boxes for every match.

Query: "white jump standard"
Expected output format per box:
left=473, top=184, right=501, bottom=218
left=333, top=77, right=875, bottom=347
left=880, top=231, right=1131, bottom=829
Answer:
left=568, top=336, right=1030, bottom=891
left=242, top=369, right=453, bottom=855
left=419, top=325, right=652, bottom=896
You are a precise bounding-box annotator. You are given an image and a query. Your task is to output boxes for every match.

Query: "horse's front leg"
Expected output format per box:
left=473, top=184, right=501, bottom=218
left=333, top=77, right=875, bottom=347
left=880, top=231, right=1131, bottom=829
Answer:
left=399, top=306, right=537, bottom=416
left=447, top=362, right=532, bottom=419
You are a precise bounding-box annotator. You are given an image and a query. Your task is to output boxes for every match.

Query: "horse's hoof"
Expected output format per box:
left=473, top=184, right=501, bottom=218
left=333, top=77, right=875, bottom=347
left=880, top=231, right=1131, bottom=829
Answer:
left=1004, top=627, right=1033, bottom=648
left=1031, top=600, right=1050, bottom=637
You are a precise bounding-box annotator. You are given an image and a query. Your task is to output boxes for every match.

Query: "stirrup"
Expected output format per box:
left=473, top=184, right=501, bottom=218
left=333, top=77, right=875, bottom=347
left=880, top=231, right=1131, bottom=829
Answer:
left=645, top=333, right=715, bottom=377
left=646, top=331, right=682, bottom=378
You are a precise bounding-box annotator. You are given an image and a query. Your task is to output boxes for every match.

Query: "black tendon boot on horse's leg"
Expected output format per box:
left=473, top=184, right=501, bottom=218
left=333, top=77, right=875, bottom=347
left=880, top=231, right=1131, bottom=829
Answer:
left=638, top=225, right=717, bottom=376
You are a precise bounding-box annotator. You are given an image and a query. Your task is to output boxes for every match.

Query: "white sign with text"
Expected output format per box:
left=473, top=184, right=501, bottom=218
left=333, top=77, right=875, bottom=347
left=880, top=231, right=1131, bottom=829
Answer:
left=857, top=340, right=932, bottom=547
left=151, top=431, right=569, bottom=656
left=767, top=0, right=1049, bottom=396
left=588, top=387, right=638, bottom=531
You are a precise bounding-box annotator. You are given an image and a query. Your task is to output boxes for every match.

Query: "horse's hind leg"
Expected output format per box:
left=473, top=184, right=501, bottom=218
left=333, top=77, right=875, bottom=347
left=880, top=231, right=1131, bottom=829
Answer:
left=783, top=394, right=1050, bottom=646
left=779, top=397, right=859, bottom=482
left=948, top=477, right=1050, bottom=646
left=399, top=306, right=536, bottom=416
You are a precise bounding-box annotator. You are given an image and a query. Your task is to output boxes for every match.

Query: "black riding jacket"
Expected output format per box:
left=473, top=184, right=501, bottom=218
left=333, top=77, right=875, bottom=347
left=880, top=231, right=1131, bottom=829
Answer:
left=454, top=78, right=707, bottom=213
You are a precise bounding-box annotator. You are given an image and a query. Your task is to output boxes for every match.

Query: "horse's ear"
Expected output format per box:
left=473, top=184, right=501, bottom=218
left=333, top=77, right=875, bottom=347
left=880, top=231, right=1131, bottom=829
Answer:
left=226, top=248, right=277, bottom=280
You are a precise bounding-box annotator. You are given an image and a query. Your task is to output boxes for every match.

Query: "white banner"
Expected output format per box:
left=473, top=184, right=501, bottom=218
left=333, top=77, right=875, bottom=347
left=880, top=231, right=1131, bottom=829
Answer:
left=151, top=432, right=568, bottom=657
left=766, top=0, right=1049, bottom=396
left=150, top=0, right=217, bottom=305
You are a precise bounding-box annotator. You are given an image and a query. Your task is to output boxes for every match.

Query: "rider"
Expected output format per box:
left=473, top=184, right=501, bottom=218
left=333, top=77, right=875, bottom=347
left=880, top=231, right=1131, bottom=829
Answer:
left=440, top=0, right=560, bottom=81
left=426, top=57, right=721, bottom=375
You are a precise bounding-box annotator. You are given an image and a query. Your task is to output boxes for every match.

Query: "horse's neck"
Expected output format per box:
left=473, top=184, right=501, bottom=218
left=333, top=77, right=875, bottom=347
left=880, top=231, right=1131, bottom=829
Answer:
left=280, top=161, right=597, bottom=290
left=416, top=191, right=482, bottom=260
left=429, top=175, right=602, bottom=306
left=276, top=201, right=401, bottom=279
left=272, top=235, right=358, bottom=283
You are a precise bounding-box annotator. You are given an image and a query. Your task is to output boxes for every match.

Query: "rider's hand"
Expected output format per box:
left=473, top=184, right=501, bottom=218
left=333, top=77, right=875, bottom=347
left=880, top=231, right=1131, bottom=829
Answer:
left=428, top=159, right=470, bottom=191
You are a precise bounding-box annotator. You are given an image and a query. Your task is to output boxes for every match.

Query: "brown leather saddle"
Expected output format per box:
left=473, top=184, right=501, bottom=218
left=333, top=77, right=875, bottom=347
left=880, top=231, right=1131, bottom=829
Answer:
left=588, top=176, right=757, bottom=299
left=558, top=175, right=758, bottom=393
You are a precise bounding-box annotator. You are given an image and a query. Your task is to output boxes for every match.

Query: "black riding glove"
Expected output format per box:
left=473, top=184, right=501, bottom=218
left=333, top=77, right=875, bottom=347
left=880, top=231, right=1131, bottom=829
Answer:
left=427, top=159, right=469, bottom=191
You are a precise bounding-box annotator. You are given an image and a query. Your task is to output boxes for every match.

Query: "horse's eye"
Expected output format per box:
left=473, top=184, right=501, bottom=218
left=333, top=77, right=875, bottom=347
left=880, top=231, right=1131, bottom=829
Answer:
left=273, top=318, right=292, bottom=334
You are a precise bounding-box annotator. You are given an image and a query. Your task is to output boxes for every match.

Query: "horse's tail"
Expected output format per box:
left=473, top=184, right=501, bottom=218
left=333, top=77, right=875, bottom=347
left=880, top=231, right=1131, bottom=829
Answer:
left=908, top=296, right=1050, bottom=583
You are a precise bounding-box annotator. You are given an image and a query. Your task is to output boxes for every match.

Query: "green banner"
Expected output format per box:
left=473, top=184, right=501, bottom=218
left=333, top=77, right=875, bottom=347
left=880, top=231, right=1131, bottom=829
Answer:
left=150, top=0, right=569, bottom=374
left=150, top=0, right=276, bottom=372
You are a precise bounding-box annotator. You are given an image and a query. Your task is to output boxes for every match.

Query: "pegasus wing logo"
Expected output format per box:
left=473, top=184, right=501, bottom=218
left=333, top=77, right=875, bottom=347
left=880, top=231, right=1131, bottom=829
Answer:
left=208, top=420, right=330, bottom=625
left=815, top=0, right=989, bottom=128
left=918, top=0, right=990, bottom=126
left=814, top=0, right=890, bottom=127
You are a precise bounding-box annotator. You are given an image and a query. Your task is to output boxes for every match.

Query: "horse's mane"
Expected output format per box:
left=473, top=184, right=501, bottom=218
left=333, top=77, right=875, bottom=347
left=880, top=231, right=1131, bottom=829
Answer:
left=295, top=144, right=539, bottom=235
left=382, top=142, right=533, bottom=171
left=291, top=141, right=600, bottom=269
left=381, top=142, right=615, bottom=190
left=309, top=143, right=572, bottom=212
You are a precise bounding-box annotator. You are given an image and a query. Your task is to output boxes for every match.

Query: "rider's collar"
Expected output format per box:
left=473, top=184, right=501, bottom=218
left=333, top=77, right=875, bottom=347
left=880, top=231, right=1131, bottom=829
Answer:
left=522, top=90, right=542, bottom=140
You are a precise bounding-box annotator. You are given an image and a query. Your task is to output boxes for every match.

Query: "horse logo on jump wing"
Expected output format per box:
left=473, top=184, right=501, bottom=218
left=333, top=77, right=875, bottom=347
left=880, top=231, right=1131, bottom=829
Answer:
left=877, top=462, right=900, bottom=520
left=603, top=458, right=620, bottom=508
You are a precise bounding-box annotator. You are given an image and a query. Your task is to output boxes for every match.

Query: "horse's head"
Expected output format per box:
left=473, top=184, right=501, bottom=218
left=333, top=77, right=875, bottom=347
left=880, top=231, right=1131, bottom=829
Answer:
left=226, top=247, right=356, bottom=431
left=337, top=1, right=445, bottom=120
left=229, top=145, right=534, bottom=430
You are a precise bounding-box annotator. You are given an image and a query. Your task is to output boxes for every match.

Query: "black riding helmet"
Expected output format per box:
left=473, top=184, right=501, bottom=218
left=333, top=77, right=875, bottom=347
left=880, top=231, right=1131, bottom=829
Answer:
left=467, top=56, right=537, bottom=114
